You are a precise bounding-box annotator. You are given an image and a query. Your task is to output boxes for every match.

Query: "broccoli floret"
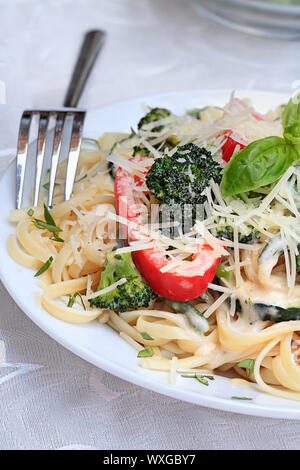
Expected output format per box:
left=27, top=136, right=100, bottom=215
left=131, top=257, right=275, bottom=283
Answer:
left=216, top=226, right=234, bottom=241
left=146, top=143, right=222, bottom=208
left=138, top=107, right=171, bottom=132
left=89, top=251, right=156, bottom=312
left=216, top=226, right=259, bottom=245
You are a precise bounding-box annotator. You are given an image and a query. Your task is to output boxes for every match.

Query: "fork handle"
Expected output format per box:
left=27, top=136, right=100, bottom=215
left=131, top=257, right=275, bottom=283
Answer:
left=63, top=30, right=106, bottom=108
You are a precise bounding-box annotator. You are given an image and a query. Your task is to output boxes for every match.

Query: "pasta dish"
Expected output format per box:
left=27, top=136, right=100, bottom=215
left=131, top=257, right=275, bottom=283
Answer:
left=8, top=92, right=300, bottom=401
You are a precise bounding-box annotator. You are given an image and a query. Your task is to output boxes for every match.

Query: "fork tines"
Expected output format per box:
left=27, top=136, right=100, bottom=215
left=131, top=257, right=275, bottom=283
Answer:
left=16, top=108, right=86, bottom=209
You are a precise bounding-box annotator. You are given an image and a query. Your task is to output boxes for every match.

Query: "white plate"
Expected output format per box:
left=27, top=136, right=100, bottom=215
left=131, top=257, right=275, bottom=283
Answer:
left=1, top=89, right=299, bottom=420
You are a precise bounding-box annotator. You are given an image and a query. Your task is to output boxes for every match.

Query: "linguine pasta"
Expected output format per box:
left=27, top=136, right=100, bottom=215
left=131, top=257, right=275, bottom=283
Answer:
left=7, top=94, right=300, bottom=401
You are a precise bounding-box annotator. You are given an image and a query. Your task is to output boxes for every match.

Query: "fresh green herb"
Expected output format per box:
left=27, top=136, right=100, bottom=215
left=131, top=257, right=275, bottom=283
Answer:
left=50, top=233, right=64, bottom=243
left=196, top=376, right=210, bottom=386
left=282, top=93, right=300, bottom=145
left=27, top=208, right=34, bottom=217
left=221, top=136, right=300, bottom=197
left=137, top=348, right=154, bottom=358
left=43, top=204, right=56, bottom=227
left=34, top=256, right=53, bottom=277
left=33, top=205, right=62, bottom=236
left=231, top=396, right=253, bottom=401
left=33, top=219, right=62, bottom=234
left=140, top=332, right=154, bottom=341
left=181, top=374, right=215, bottom=386
left=237, top=358, right=255, bottom=376
left=67, top=292, right=86, bottom=310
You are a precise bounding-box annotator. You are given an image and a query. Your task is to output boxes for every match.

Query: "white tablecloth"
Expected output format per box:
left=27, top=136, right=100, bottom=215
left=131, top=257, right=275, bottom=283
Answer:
left=1, top=0, right=300, bottom=450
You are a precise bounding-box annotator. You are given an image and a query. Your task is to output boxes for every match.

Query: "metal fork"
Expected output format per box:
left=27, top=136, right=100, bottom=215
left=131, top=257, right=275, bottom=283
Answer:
left=16, top=29, right=106, bottom=209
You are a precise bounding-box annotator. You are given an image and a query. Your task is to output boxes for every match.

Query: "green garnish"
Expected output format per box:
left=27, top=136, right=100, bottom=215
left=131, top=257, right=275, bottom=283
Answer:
left=27, top=208, right=34, bottom=217
left=67, top=292, right=86, bottom=310
left=181, top=374, right=214, bottom=386
left=231, top=396, right=253, bottom=401
left=43, top=182, right=59, bottom=191
left=43, top=204, right=56, bottom=226
left=50, top=233, right=64, bottom=243
left=137, top=348, right=154, bottom=358
left=237, top=359, right=255, bottom=376
left=33, top=205, right=62, bottom=237
left=33, top=219, right=62, bottom=233
left=140, top=332, right=154, bottom=341
left=221, top=94, right=300, bottom=197
left=34, top=256, right=53, bottom=277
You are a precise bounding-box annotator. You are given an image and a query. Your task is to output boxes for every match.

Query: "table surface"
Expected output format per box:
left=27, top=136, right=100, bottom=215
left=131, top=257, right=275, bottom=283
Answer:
left=1, top=0, right=300, bottom=450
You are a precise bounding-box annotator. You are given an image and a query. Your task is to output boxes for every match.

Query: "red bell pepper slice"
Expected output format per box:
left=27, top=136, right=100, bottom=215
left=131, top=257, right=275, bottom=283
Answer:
left=115, top=156, right=222, bottom=301
left=221, top=131, right=247, bottom=163
left=221, top=99, right=266, bottom=162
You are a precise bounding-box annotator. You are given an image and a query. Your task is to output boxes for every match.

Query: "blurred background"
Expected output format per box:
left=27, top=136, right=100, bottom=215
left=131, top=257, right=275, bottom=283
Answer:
left=1, top=0, right=299, bottom=157
left=1, top=0, right=300, bottom=450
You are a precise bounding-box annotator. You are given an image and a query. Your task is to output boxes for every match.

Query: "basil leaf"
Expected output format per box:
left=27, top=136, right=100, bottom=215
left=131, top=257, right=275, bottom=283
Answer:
left=43, top=182, right=59, bottom=190
left=282, top=94, right=300, bottom=144
left=237, top=358, right=255, bottom=376
left=221, top=136, right=299, bottom=197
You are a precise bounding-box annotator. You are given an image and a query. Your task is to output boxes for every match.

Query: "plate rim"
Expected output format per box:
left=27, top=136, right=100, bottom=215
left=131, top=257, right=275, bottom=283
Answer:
left=2, top=88, right=300, bottom=420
